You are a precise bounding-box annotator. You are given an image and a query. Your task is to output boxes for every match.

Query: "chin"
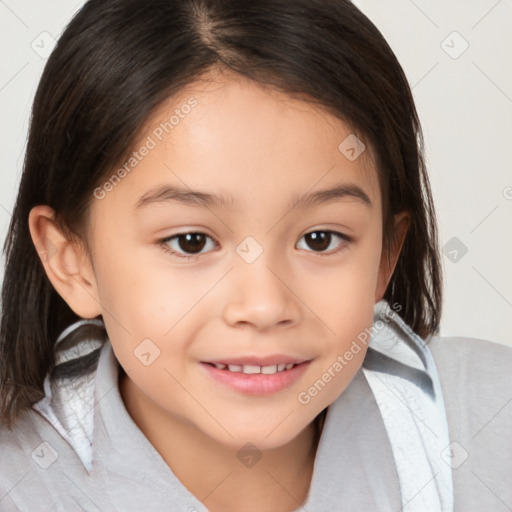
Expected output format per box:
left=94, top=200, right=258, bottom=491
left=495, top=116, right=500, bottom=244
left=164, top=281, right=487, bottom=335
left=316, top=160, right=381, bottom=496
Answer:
left=199, top=415, right=315, bottom=453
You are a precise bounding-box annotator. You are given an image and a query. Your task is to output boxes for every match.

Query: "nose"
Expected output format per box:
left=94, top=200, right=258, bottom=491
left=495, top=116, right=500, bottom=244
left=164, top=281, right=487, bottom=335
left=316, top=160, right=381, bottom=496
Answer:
left=222, top=251, right=302, bottom=332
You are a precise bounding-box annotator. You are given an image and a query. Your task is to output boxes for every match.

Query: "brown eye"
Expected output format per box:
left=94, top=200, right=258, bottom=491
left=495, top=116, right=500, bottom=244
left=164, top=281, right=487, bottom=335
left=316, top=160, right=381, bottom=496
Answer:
left=304, top=231, right=331, bottom=251
left=161, top=232, right=217, bottom=258
left=297, top=230, right=349, bottom=254
left=176, top=233, right=207, bottom=254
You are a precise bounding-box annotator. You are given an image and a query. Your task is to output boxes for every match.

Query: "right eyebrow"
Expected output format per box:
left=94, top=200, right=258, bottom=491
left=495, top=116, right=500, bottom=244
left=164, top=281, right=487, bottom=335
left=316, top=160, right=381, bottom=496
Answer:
left=133, top=185, right=235, bottom=211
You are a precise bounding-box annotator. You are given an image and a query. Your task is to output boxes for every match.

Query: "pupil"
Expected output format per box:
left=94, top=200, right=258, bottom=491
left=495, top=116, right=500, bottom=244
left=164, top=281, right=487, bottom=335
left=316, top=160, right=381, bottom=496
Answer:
left=179, top=233, right=206, bottom=253
left=307, top=231, right=330, bottom=251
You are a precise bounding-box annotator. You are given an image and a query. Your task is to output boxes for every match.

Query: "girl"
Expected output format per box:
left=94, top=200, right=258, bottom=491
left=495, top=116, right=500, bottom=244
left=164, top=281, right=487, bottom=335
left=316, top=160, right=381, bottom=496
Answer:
left=1, top=1, right=511, bottom=510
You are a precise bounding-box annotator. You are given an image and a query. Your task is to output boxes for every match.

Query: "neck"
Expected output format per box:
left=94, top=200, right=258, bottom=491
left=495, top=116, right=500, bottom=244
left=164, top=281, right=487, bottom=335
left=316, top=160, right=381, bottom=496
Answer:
left=120, top=372, right=321, bottom=512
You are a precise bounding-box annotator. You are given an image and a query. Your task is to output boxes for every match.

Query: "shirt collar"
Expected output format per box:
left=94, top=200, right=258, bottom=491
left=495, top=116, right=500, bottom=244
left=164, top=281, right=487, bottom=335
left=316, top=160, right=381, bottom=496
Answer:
left=364, top=299, right=435, bottom=398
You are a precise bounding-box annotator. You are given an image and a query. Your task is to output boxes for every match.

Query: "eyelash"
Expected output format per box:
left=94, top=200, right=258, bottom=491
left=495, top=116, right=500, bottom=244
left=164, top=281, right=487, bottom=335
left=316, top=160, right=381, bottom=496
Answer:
left=158, top=230, right=352, bottom=261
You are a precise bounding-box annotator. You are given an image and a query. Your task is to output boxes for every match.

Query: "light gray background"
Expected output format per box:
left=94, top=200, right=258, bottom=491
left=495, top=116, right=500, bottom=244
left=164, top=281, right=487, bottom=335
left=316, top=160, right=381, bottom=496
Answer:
left=1, top=1, right=511, bottom=346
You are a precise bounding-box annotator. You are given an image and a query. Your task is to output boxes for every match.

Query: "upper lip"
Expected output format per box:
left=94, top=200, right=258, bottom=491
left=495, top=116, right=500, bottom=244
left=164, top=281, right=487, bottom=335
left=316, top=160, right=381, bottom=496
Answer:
left=203, top=355, right=311, bottom=366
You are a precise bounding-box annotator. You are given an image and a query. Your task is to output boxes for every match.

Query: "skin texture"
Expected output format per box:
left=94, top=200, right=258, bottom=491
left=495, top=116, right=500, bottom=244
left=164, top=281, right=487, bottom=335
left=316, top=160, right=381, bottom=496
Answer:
left=29, top=67, right=408, bottom=511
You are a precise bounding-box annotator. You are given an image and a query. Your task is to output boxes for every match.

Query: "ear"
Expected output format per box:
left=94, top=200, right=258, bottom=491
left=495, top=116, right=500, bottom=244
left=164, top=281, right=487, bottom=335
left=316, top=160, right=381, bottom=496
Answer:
left=374, top=211, right=410, bottom=302
left=28, top=205, right=102, bottom=319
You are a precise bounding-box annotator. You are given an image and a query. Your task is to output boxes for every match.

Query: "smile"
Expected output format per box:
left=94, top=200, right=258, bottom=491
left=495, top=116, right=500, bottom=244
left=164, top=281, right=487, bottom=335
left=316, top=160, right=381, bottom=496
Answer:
left=209, top=363, right=297, bottom=374
left=201, top=360, right=312, bottom=395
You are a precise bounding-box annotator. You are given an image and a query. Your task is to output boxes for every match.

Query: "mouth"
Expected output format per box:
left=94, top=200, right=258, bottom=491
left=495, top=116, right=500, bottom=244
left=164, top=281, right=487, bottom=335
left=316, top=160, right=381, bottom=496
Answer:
left=200, top=358, right=312, bottom=395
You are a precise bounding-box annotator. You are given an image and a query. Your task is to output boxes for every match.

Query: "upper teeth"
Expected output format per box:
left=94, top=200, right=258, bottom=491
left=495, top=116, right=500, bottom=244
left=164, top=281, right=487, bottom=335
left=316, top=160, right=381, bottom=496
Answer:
left=214, top=363, right=295, bottom=374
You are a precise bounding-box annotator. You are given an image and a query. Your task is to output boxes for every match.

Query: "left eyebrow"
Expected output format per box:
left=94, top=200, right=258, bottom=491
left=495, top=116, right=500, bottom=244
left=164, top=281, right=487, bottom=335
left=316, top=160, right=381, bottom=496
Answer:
left=288, top=183, right=373, bottom=210
left=132, top=182, right=372, bottom=212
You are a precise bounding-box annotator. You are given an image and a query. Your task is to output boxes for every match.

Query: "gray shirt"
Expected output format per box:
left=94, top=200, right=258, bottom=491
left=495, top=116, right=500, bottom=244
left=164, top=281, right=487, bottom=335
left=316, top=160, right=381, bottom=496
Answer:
left=1, top=330, right=511, bottom=511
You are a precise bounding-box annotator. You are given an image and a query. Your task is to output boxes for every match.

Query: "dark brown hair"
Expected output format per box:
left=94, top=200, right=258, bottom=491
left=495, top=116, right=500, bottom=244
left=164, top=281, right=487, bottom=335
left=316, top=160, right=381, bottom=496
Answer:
left=0, top=0, right=442, bottom=429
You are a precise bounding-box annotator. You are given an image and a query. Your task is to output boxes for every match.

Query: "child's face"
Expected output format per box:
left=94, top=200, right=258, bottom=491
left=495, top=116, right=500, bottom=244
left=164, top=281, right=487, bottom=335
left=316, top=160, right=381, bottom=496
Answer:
left=75, top=70, right=401, bottom=450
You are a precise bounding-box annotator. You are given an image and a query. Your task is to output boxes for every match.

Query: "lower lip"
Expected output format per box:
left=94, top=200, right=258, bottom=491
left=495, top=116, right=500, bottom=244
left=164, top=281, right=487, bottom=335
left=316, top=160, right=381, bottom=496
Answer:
left=201, top=361, right=311, bottom=395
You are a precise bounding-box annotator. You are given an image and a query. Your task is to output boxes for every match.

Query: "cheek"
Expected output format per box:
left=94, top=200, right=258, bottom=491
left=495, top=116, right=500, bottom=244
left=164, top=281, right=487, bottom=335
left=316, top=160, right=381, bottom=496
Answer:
left=312, top=235, right=382, bottom=319
left=304, top=235, right=381, bottom=387
left=91, top=244, right=211, bottom=375
left=87, top=243, right=170, bottom=365
left=308, top=304, right=373, bottom=411
left=91, top=239, right=176, bottom=326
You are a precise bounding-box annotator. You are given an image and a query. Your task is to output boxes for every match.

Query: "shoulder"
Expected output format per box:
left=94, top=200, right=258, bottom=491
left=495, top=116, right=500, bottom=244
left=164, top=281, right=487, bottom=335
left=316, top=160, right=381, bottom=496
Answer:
left=427, top=336, right=512, bottom=509
left=428, top=334, right=512, bottom=379
left=427, top=335, right=512, bottom=398
left=0, top=407, right=44, bottom=462
left=0, top=407, right=55, bottom=475
left=427, top=334, right=512, bottom=429
left=0, top=409, right=46, bottom=506
left=0, top=407, right=86, bottom=508
left=428, top=334, right=512, bottom=363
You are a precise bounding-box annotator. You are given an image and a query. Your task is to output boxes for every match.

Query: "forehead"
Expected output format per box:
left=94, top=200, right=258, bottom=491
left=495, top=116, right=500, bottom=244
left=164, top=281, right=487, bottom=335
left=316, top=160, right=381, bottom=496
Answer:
left=97, top=68, right=380, bottom=216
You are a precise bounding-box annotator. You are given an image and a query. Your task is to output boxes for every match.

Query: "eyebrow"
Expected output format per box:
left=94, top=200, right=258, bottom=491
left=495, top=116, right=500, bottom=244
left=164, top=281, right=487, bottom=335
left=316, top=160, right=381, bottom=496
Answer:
left=133, top=183, right=373, bottom=212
